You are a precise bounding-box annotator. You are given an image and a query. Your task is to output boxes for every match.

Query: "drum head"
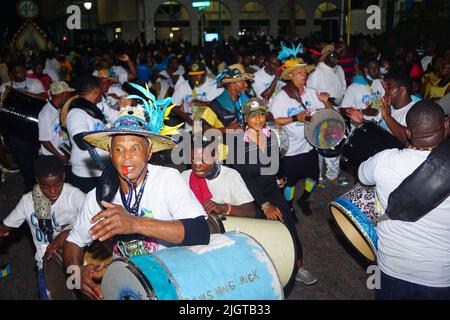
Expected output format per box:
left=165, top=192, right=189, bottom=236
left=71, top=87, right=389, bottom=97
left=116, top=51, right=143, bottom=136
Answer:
left=44, top=252, right=78, bottom=300
left=329, top=204, right=376, bottom=262
left=101, top=259, right=155, bottom=300
left=305, top=109, right=346, bottom=150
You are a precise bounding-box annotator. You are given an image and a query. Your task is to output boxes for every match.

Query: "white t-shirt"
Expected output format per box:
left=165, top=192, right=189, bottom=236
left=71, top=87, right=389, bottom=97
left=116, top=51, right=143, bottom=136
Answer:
left=379, top=100, right=416, bottom=132
left=270, top=88, right=325, bottom=156
left=38, top=102, right=67, bottom=156
left=0, top=78, right=45, bottom=95
left=66, top=101, right=117, bottom=178
left=252, top=67, right=285, bottom=106
left=340, top=79, right=385, bottom=110
left=358, top=148, right=450, bottom=287
left=3, top=184, right=85, bottom=268
left=157, top=65, right=185, bottom=88
left=181, top=166, right=254, bottom=206
left=307, top=62, right=347, bottom=103
left=67, top=165, right=207, bottom=256
left=92, top=65, right=129, bottom=85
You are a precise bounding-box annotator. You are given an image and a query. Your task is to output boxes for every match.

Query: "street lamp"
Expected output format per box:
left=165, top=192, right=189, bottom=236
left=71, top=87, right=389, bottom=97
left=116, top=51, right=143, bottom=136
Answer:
left=83, top=1, right=92, bottom=10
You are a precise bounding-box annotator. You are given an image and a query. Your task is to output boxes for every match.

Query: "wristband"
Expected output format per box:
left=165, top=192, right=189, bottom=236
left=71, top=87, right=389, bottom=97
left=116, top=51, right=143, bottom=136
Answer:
left=291, top=115, right=298, bottom=123
left=261, top=202, right=271, bottom=212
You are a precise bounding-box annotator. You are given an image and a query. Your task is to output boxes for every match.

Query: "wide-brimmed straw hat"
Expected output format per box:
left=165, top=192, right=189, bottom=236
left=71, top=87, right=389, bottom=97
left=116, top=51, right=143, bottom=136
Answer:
left=279, top=58, right=315, bottom=81
left=82, top=83, right=183, bottom=153
left=216, top=63, right=254, bottom=84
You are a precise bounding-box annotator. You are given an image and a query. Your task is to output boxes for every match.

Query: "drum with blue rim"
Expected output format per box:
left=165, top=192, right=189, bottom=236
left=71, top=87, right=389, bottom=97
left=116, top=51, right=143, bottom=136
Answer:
left=329, top=183, right=382, bottom=262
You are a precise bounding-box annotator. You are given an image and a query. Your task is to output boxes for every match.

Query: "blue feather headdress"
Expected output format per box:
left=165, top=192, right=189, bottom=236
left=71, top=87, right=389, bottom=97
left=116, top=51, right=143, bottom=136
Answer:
left=277, top=42, right=304, bottom=63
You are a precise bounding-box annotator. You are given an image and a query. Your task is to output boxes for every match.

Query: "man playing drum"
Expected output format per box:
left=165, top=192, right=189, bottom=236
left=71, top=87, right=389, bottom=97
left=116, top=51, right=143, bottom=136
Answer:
left=63, top=92, right=210, bottom=300
left=0, top=156, right=85, bottom=299
left=358, top=101, right=450, bottom=300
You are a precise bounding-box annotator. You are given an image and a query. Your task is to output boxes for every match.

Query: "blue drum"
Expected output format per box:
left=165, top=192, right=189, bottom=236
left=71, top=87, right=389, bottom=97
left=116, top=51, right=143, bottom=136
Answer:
left=101, top=232, right=284, bottom=300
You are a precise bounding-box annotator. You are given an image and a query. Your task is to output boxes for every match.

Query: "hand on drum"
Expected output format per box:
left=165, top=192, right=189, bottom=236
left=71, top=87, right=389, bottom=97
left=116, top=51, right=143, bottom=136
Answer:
left=81, top=263, right=106, bottom=300
left=263, top=205, right=284, bottom=222
left=43, top=229, right=70, bottom=261
left=90, top=201, right=137, bottom=241
left=203, top=199, right=228, bottom=215
left=345, top=108, right=364, bottom=124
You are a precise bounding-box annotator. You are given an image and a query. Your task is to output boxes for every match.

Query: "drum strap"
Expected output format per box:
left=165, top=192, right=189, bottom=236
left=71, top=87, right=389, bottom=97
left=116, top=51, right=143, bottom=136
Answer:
left=386, top=140, right=450, bottom=222
left=283, top=83, right=307, bottom=111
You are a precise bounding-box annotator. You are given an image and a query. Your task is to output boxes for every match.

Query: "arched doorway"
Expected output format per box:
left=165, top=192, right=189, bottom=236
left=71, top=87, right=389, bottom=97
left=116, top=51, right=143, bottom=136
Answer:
left=278, top=2, right=307, bottom=37
left=154, top=1, right=190, bottom=41
left=314, top=2, right=339, bottom=41
left=200, top=1, right=232, bottom=42
left=240, top=1, right=269, bottom=36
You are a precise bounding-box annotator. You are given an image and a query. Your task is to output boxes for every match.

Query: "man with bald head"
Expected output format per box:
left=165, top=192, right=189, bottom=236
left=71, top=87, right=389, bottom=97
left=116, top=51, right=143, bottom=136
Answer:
left=358, top=100, right=450, bottom=300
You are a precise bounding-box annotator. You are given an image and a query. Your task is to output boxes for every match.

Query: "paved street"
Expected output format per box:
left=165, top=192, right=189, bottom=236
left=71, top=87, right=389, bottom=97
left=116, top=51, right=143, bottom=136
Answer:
left=0, top=168, right=374, bottom=300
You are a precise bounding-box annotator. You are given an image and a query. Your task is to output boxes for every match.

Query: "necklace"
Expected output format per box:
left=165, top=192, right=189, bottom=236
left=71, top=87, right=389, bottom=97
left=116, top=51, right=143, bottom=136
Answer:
left=407, top=145, right=435, bottom=151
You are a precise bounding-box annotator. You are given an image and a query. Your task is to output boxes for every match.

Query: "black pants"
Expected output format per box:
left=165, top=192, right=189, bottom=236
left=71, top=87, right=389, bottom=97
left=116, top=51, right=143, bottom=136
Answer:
left=256, top=188, right=303, bottom=260
left=4, top=134, right=39, bottom=193
left=280, top=149, right=320, bottom=188
left=71, top=174, right=99, bottom=193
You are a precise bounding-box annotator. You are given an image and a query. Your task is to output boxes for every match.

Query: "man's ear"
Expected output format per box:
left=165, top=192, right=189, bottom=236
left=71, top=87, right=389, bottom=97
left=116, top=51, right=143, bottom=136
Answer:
left=444, top=118, right=449, bottom=139
left=147, top=148, right=153, bottom=161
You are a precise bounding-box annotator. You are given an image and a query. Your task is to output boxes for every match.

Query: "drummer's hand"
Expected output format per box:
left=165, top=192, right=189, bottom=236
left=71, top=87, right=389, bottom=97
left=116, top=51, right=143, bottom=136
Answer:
left=263, top=205, right=284, bottom=222
left=118, top=54, right=130, bottom=62
left=345, top=108, right=364, bottom=124
left=80, top=263, right=106, bottom=300
left=203, top=200, right=228, bottom=215
left=117, top=97, right=130, bottom=109
left=90, top=201, right=137, bottom=241
left=44, top=229, right=70, bottom=261
left=380, top=96, right=391, bottom=119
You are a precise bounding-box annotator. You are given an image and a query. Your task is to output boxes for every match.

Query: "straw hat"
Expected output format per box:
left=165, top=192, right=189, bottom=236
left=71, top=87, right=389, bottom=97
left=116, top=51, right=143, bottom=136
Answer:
left=60, top=95, right=79, bottom=129
left=217, top=64, right=254, bottom=84
left=280, top=58, right=315, bottom=81
left=95, top=69, right=118, bottom=83
left=82, top=106, right=177, bottom=153
left=319, top=44, right=337, bottom=62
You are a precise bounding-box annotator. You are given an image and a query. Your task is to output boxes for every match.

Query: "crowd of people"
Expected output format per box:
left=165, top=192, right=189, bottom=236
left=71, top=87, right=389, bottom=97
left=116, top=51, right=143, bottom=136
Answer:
left=0, top=32, right=449, bottom=300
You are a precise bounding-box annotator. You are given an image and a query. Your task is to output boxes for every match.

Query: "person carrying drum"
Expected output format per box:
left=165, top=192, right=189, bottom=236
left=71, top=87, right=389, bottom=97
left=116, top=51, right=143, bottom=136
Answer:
left=63, top=94, right=209, bottom=300
left=358, top=100, right=450, bottom=300
left=232, top=97, right=317, bottom=286
left=270, top=43, right=333, bottom=216
left=307, top=44, right=348, bottom=188
left=0, top=156, right=86, bottom=299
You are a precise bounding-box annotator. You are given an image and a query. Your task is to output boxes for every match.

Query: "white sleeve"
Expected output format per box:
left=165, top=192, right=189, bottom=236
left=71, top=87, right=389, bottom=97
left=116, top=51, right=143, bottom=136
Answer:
left=66, top=109, right=90, bottom=137
left=164, top=169, right=207, bottom=220
left=38, top=108, right=52, bottom=142
left=229, top=170, right=254, bottom=205
left=269, top=93, right=287, bottom=118
left=3, top=196, right=27, bottom=228
left=358, top=151, right=385, bottom=186
left=340, top=86, right=357, bottom=109
left=172, top=82, right=187, bottom=106
left=306, top=71, right=321, bottom=92
left=68, top=187, right=87, bottom=226
left=66, top=190, right=100, bottom=248
left=252, top=77, right=268, bottom=99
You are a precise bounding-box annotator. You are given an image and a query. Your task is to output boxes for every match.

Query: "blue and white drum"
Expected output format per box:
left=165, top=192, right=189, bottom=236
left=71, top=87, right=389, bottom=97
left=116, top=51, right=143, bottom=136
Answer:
left=100, top=232, right=284, bottom=300
left=329, top=183, right=381, bottom=262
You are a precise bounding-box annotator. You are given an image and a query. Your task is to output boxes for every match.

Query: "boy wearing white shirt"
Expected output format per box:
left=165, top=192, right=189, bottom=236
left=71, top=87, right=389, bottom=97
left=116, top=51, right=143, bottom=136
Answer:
left=0, top=62, right=46, bottom=99
left=252, top=53, right=285, bottom=106
left=358, top=101, right=450, bottom=300
left=0, top=156, right=85, bottom=299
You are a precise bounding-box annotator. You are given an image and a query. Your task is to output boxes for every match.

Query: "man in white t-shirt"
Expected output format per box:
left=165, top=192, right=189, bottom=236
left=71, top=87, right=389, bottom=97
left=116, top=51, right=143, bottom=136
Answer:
left=307, top=45, right=348, bottom=187
left=358, top=101, right=450, bottom=300
left=341, top=57, right=385, bottom=124
left=155, top=56, right=185, bottom=99
left=65, top=76, right=119, bottom=193
left=0, top=156, right=85, bottom=299
left=171, top=61, right=223, bottom=131
left=95, top=68, right=128, bottom=111
left=252, top=52, right=285, bottom=107
left=0, top=62, right=46, bottom=99
left=270, top=54, right=331, bottom=216
left=182, top=139, right=256, bottom=218
left=63, top=103, right=209, bottom=300
left=347, top=69, right=417, bottom=144
left=38, top=81, right=75, bottom=163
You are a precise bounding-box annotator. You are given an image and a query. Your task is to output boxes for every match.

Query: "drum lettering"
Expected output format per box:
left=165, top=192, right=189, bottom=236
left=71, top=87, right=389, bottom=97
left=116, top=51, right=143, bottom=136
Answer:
left=214, top=281, right=236, bottom=297
left=66, top=265, right=81, bottom=290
